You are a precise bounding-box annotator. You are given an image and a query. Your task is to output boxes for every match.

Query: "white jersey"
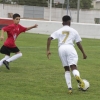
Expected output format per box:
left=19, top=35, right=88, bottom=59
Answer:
left=50, top=25, right=82, bottom=47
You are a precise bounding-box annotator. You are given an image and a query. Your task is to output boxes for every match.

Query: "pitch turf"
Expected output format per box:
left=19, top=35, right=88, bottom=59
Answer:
left=0, top=33, right=100, bottom=100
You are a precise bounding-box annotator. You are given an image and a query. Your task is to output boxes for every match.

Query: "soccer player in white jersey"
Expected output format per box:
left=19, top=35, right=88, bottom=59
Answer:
left=47, top=15, right=87, bottom=94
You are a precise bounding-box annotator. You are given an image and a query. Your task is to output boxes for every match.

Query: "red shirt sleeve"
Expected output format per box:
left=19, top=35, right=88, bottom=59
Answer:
left=2, top=25, right=14, bottom=32
left=19, top=24, right=27, bottom=33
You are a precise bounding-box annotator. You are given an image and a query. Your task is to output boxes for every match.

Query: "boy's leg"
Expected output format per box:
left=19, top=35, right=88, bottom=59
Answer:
left=0, top=45, right=10, bottom=67
left=7, top=47, right=22, bottom=62
left=6, top=52, right=22, bottom=62
left=6, top=47, right=22, bottom=62
left=0, top=55, right=10, bottom=66
left=71, top=65, right=85, bottom=89
left=64, top=66, right=72, bottom=94
left=4, top=47, right=22, bottom=63
left=3, top=52, right=22, bottom=70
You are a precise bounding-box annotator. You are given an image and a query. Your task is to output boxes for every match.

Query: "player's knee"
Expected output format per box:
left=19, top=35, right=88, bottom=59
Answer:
left=70, top=64, right=77, bottom=71
left=64, top=66, right=70, bottom=71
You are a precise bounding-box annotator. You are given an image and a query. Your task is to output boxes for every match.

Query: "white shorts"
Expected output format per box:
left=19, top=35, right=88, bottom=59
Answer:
left=58, top=45, right=78, bottom=67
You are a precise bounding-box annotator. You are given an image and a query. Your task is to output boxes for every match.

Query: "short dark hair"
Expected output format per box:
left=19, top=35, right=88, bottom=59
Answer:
left=62, top=15, right=71, bottom=22
left=13, top=13, right=20, bottom=19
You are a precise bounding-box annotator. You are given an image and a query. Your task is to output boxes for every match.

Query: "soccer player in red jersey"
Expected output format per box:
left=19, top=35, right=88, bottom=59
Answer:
left=0, top=13, right=38, bottom=70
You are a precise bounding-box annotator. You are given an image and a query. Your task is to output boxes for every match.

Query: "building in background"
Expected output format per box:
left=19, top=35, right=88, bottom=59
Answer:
left=92, top=0, right=100, bottom=9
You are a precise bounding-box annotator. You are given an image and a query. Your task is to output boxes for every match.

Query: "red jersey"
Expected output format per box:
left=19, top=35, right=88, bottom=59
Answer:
left=2, top=24, right=27, bottom=48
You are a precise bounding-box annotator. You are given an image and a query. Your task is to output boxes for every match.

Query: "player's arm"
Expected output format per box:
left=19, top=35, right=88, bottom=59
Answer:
left=0, top=29, right=5, bottom=41
left=76, top=42, right=87, bottom=59
left=26, top=24, right=38, bottom=31
left=47, top=37, right=53, bottom=59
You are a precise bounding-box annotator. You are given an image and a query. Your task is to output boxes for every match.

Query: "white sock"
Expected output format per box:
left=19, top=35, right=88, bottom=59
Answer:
left=65, top=71, right=72, bottom=89
left=6, top=53, right=22, bottom=62
left=72, top=69, right=80, bottom=77
left=0, top=55, right=10, bottom=66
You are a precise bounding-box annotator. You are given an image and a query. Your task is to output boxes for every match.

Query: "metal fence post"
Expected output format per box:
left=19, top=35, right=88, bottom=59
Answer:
left=77, top=0, right=80, bottom=22
left=49, top=0, right=52, bottom=21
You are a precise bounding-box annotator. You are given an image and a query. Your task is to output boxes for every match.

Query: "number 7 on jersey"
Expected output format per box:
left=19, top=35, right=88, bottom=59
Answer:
left=62, top=31, right=69, bottom=43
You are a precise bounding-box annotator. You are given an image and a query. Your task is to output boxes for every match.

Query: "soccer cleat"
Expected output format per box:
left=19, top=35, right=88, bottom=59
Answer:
left=75, top=75, right=85, bottom=89
left=68, top=88, right=72, bottom=94
left=3, top=60, right=10, bottom=70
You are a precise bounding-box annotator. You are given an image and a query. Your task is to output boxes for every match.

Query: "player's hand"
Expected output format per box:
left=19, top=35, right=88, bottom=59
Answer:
left=0, top=36, right=4, bottom=41
left=33, top=24, right=38, bottom=28
left=47, top=51, right=51, bottom=59
left=83, top=54, right=87, bottom=59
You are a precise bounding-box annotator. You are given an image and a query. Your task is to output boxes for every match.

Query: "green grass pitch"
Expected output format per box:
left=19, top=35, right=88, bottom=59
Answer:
left=0, top=32, right=100, bottom=100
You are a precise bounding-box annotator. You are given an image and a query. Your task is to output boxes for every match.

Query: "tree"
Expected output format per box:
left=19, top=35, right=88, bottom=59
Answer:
left=0, top=0, right=93, bottom=9
left=80, top=0, right=93, bottom=9
left=65, top=0, right=93, bottom=9
left=12, top=0, right=48, bottom=6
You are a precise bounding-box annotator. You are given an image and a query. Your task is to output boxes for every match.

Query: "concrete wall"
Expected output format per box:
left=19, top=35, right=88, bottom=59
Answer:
left=44, top=8, right=100, bottom=23
left=72, top=22, right=100, bottom=39
left=96, top=2, right=100, bottom=9
left=24, top=6, right=44, bottom=19
left=1, top=4, right=100, bottom=23
left=93, top=0, right=100, bottom=9
left=1, top=18, right=99, bottom=39
left=21, top=19, right=100, bottom=39
left=0, top=4, right=24, bottom=18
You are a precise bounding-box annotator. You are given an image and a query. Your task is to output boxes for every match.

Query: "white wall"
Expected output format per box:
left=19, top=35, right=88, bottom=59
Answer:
left=96, top=2, right=100, bottom=9
left=19, top=18, right=100, bottom=39
left=20, top=19, right=62, bottom=35
left=72, top=23, right=100, bottom=39
left=44, top=8, right=100, bottom=23
left=0, top=4, right=24, bottom=18
left=1, top=4, right=100, bottom=23
left=0, top=17, right=100, bottom=39
left=93, top=1, right=100, bottom=9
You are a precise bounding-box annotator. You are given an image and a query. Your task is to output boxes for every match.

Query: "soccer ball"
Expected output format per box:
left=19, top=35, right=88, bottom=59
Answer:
left=78, top=79, right=90, bottom=91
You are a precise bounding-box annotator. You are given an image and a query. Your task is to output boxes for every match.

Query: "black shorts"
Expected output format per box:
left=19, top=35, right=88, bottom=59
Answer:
left=0, top=45, right=20, bottom=56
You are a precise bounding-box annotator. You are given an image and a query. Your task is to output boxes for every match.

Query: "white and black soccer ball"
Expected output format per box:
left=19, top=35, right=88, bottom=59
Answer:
left=78, top=79, right=90, bottom=91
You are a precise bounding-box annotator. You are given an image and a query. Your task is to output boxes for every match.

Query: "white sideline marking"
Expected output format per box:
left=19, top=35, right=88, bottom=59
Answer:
left=19, top=46, right=100, bottom=49
left=19, top=47, right=46, bottom=48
